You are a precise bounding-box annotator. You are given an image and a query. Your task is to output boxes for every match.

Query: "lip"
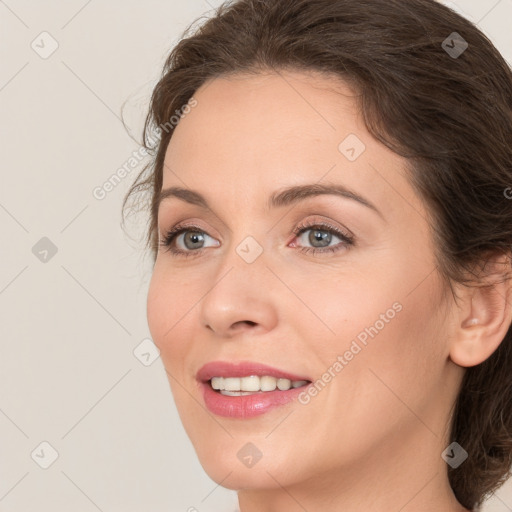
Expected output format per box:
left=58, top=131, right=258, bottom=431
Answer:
left=196, top=361, right=312, bottom=419
left=196, top=360, right=311, bottom=383
left=199, top=380, right=312, bottom=418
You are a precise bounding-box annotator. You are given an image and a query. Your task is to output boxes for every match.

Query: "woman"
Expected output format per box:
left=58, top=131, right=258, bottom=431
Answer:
left=123, top=0, right=512, bottom=510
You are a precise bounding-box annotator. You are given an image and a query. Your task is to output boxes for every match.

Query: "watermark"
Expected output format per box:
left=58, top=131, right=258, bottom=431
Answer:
left=442, top=441, right=468, bottom=468
left=133, top=338, right=160, bottom=366
left=92, top=97, right=198, bottom=201
left=32, top=236, right=58, bottom=263
left=236, top=236, right=264, bottom=263
left=298, top=301, right=403, bottom=405
left=31, top=441, right=59, bottom=469
left=153, top=97, right=198, bottom=144
left=237, top=442, right=263, bottom=468
left=31, top=31, right=59, bottom=59
left=93, top=146, right=148, bottom=200
left=338, top=133, right=366, bottom=162
left=441, top=32, right=468, bottom=59
left=504, top=187, right=512, bottom=199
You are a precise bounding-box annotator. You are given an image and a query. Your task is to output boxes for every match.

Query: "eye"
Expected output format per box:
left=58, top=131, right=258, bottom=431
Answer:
left=290, top=221, right=354, bottom=255
left=159, top=223, right=219, bottom=258
left=159, top=220, right=354, bottom=258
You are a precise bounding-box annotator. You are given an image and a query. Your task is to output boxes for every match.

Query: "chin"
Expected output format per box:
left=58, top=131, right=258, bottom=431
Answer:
left=193, top=444, right=293, bottom=490
left=203, top=463, right=285, bottom=491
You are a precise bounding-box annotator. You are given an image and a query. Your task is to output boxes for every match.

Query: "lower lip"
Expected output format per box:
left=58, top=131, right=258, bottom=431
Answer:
left=200, top=380, right=311, bottom=418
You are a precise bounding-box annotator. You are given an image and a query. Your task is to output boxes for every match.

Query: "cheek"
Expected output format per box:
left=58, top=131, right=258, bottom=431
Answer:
left=146, top=268, right=204, bottom=429
left=283, top=266, right=404, bottom=360
left=146, top=266, right=196, bottom=362
left=292, top=255, right=446, bottom=408
left=329, top=272, right=447, bottom=429
left=146, top=270, right=169, bottom=347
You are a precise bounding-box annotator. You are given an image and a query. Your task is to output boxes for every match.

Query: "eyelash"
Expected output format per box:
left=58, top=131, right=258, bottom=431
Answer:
left=158, top=221, right=355, bottom=258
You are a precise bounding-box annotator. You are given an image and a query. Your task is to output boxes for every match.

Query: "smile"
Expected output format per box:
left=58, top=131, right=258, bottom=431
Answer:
left=210, top=376, right=310, bottom=394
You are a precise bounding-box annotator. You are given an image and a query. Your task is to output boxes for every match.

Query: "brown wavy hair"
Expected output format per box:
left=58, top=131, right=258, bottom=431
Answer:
left=122, top=0, right=512, bottom=508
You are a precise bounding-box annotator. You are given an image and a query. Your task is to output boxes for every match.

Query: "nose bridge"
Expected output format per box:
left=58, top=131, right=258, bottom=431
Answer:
left=217, top=225, right=271, bottom=295
left=217, top=207, right=271, bottom=274
left=198, top=225, right=278, bottom=336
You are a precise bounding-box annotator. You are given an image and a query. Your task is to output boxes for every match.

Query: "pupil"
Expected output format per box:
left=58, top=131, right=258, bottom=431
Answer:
left=309, top=229, right=331, bottom=248
left=185, top=232, right=204, bottom=249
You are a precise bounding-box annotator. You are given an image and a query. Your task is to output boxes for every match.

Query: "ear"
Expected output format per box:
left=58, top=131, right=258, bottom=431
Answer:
left=449, top=251, right=512, bottom=368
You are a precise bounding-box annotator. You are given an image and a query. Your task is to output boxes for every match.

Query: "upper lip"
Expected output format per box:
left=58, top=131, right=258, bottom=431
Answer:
left=196, top=361, right=312, bottom=383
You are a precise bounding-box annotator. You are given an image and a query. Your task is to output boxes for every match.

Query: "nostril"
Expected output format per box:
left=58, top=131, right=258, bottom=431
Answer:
left=233, top=320, right=257, bottom=328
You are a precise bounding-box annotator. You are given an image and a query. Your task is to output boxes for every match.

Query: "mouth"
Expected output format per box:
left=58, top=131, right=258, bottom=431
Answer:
left=196, top=361, right=313, bottom=417
left=196, top=360, right=312, bottom=390
left=207, top=375, right=312, bottom=396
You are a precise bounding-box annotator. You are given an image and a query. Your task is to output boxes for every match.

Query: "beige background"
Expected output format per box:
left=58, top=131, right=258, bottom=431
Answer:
left=0, top=1, right=511, bottom=510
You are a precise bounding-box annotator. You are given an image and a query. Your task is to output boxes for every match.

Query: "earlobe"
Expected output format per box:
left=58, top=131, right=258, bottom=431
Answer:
left=449, top=252, right=512, bottom=368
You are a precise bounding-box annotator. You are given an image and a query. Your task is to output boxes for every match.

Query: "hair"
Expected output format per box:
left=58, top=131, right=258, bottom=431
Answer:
left=122, top=0, right=512, bottom=508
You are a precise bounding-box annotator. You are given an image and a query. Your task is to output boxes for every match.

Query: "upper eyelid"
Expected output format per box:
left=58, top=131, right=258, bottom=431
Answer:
left=161, top=220, right=352, bottom=245
left=160, top=213, right=351, bottom=232
left=161, top=219, right=344, bottom=235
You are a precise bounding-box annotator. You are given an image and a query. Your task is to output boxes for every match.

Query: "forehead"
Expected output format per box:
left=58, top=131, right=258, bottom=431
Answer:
left=166, top=70, right=361, bottom=162
left=161, top=70, right=425, bottom=223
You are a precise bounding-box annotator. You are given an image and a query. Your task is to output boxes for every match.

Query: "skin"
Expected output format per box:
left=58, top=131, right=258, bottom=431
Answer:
left=146, top=69, right=512, bottom=512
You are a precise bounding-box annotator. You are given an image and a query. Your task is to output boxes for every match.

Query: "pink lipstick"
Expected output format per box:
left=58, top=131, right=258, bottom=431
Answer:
left=196, top=361, right=312, bottom=418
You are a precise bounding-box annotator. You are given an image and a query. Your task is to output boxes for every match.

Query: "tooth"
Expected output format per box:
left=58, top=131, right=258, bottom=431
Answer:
left=277, top=378, right=292, bottom=390
left=209, top=375, right=309, bottom=392
left=223, top=377, right=241, bottom=391
left=211, top=377, right=223, bottom=390
left=240, top=375, right=260, bottom=392
left=260, top=376, right=277, bottom=391
left=220, top=390, right=254, bottom=396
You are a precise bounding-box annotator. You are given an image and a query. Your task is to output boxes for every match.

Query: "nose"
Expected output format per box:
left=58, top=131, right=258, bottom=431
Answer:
left=199, top=245, right=279, bottom=339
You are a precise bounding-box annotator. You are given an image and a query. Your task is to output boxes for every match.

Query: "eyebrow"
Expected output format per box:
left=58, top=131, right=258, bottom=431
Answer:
left=156, top=183, right=384, bottom=220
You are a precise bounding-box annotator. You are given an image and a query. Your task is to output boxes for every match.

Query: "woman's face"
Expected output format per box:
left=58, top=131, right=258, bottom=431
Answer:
left=147, top=70, right=464, bottom=499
